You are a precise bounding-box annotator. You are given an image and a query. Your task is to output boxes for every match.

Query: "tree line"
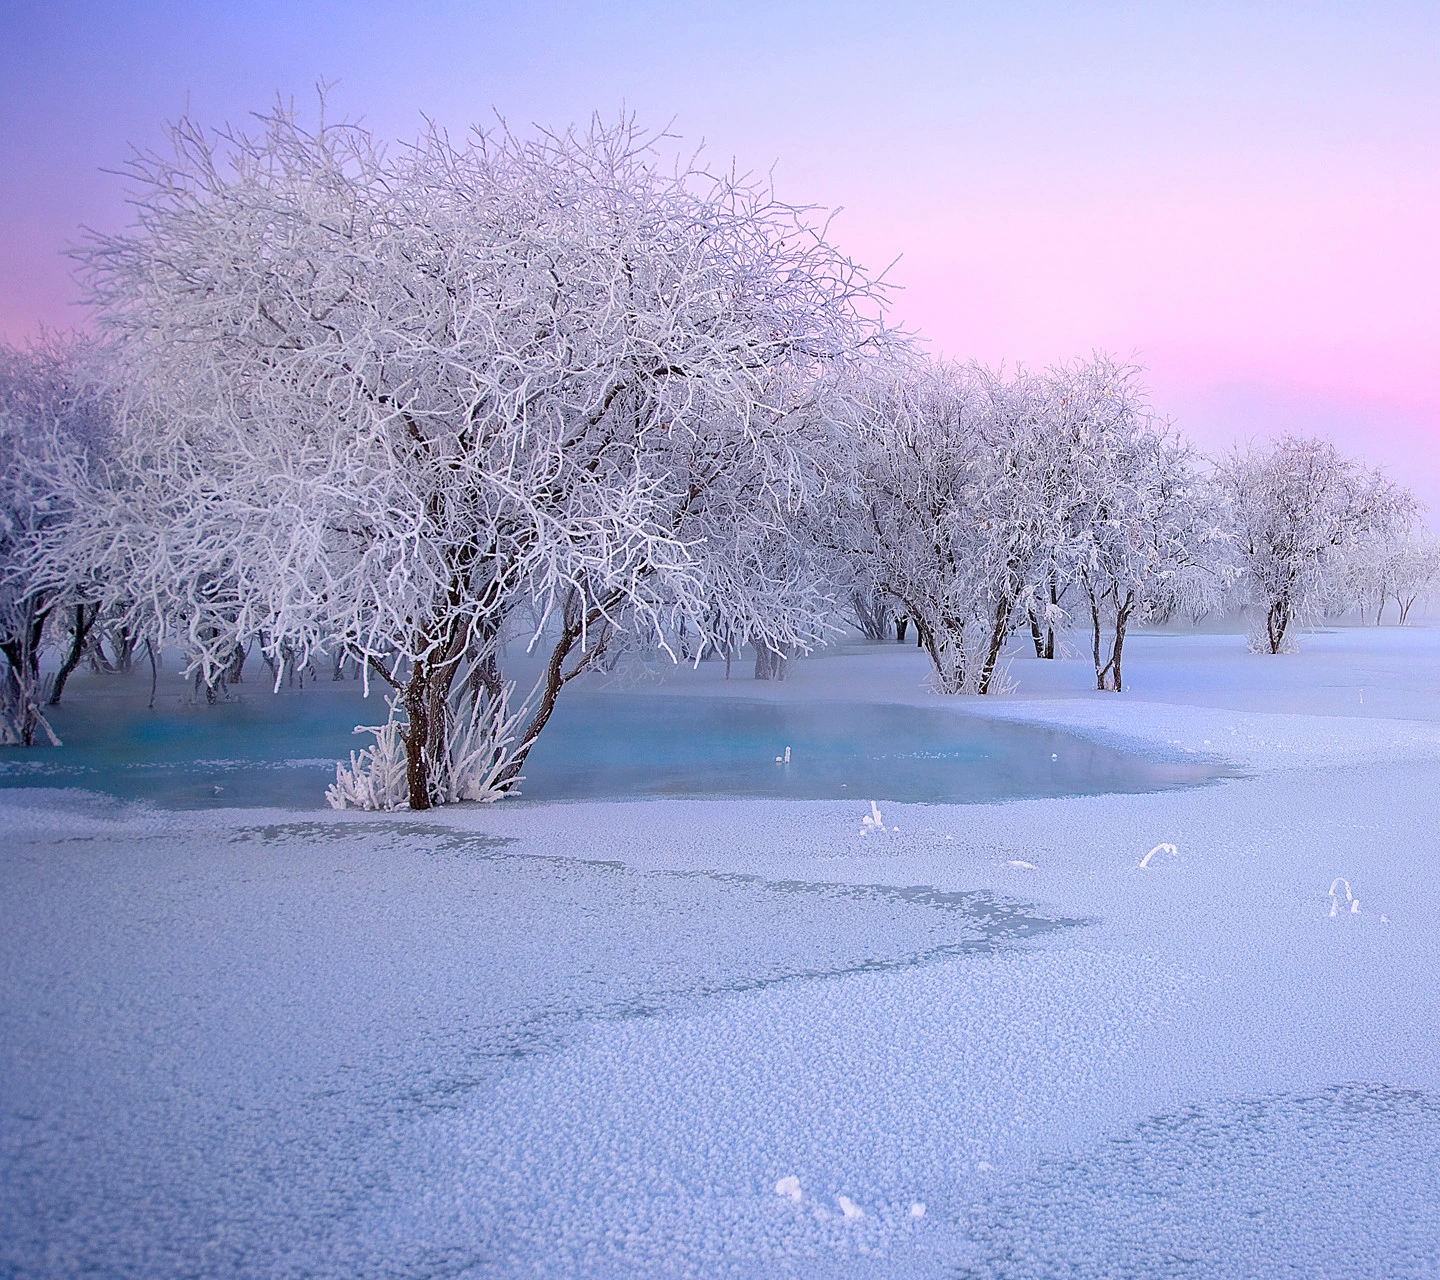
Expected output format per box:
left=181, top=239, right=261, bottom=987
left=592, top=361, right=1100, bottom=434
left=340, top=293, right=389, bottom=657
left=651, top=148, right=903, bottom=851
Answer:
left=1, top=106, right=1432, bottom=808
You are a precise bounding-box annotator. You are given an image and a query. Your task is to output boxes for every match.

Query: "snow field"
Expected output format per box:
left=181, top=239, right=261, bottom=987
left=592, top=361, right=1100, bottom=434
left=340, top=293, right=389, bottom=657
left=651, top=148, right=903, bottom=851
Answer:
left=4, top=627, right=1440, bottom=1276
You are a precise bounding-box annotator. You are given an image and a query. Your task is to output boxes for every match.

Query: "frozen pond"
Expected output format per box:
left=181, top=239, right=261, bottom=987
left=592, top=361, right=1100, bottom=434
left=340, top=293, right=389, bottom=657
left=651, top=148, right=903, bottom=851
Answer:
left=0, top=686, right=1227, bottom=808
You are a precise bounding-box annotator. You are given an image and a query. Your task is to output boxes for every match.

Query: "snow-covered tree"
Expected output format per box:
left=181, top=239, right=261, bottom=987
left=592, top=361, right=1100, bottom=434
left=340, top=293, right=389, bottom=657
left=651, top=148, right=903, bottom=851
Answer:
left=62, top=106, right=890, bottom=808
left=1051, top=358, right=1227, bottom=691
left=830, top=354, right=1227, bottom=696
left=1389, top=532, right=1440, bottom=624
left=832, top=359, right=1056, bottom=695
left=0, top=338, right=110, bottom=744
left=1340, top=528, right=1440, bottom=625
left=847, top=585, right=894, bottom=642
left=1220, top=435, right=1415, bottom=654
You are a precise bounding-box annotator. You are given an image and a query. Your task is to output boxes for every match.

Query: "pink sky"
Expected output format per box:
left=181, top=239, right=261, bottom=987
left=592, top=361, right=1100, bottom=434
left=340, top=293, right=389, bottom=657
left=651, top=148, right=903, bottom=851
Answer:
left=4, top=1, right=1437, bottom=511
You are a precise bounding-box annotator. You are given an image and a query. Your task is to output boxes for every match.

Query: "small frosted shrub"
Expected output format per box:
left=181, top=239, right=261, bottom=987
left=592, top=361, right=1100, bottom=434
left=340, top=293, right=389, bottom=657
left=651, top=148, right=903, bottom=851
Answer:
left=328, top=685, right=528, bottom=811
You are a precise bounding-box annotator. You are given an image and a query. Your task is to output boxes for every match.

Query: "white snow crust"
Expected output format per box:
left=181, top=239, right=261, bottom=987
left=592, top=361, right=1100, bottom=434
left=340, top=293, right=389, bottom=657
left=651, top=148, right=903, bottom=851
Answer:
left=5, top=627, right=1440, bottom=1277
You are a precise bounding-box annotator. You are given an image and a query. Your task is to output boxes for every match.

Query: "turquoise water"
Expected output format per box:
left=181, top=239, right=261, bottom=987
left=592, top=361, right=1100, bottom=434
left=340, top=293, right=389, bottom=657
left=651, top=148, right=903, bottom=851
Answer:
left=0, top=684, right=1227, bottom=809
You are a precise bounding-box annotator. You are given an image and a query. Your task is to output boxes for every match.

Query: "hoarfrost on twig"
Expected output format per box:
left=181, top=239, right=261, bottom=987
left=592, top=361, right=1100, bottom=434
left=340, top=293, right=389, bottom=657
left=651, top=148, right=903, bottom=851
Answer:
left=1139, top=842, right=1178, bottom=869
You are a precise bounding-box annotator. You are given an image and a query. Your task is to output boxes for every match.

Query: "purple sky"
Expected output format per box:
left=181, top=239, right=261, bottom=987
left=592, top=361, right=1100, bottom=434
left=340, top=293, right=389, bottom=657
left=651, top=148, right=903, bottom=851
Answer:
left=4, top=1, right=1437, bottom=511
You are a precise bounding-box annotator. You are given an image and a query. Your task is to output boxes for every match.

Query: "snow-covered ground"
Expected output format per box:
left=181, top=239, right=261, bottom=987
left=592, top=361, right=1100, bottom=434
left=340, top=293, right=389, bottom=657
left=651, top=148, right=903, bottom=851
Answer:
left=5, top=627, right=1440, bottom=1278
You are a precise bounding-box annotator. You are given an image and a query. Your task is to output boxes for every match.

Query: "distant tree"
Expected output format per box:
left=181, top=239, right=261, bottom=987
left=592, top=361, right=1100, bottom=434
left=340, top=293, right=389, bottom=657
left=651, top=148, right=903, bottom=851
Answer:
left=63, top=106, right=891, bottom=808
left=833, top=359, right=1057, bottom=695
left=1051, top=358, right=1227, bottom=692
left=847, top=585, right=894, bottom=642
left=830, top=354, right=1228, bottom=695
left=0, top=337, right=109, bottom=744
left=1352, top=529, right=1440, bottom=625
left=1220, top=435, right=1415, bottom=654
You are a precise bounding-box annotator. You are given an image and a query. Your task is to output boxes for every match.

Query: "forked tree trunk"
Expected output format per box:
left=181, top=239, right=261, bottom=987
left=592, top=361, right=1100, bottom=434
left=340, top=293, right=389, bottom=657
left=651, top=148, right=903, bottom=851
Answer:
left=396, top=622, right=470, bottom=811
left=907, top=608, right=967, bottom=695
left=1088, top=585, right=1134, bottom=692
left=488, top=590, right=620, bottom=796
left=1, top=602, right=58, bottom=746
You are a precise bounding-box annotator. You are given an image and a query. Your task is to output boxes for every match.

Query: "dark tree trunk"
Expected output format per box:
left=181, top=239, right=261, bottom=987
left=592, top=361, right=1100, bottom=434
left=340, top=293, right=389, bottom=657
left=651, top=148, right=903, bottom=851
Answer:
left=102, top=626, right=137, bottom=675
left=977, top=597, right=1011, bottom=696
left=401, top=666, right=433, bottom=810
left=1109, top=600, right=1132, bottom=692
left=1266, top=597, right=1291, bottom=655
left=225, top=641, right=248, bottom=685
left=49, top=603, right=98, bottom=706
left=1027, top=610, right=1045, bottom=658
left=397, top=621, right=470, bottom=811
left=896, top=615, right=909, bottom=644
left=146, top=639, right=158, bottom=710
left=1089, top=592, right=1104, bottom=691
left=1044, top=579, right=1060, bottom=658
left=753, top=643, right=788, bottom=681
left=195, top=667, right=222, bottom=704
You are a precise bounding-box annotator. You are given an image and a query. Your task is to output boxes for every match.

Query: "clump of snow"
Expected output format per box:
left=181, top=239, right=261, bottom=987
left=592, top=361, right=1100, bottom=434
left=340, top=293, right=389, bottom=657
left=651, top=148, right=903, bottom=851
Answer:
left=836, top=1194, right=864, bottom=1220
left=1328, top=876, right=1362, bottom=916
left=774, top=1175, right=802, bottom=1202
left=860, top=800, right=886, bottom=834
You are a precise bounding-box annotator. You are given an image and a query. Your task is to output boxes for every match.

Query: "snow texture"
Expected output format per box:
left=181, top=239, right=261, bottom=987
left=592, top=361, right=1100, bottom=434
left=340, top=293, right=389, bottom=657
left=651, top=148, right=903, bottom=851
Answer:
left=5, top=627, right=1440, bottom=1277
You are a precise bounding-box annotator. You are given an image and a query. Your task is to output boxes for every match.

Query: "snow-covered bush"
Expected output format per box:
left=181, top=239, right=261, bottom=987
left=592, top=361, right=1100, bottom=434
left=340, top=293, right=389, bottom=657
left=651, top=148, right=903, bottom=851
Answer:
left=64, top=104, right=892, bottom=807
left=1219, top=436, right=1415, bottom=654
left=327, top=681, right=528, bottom=809
left=326, top=716, right=409, bottom=812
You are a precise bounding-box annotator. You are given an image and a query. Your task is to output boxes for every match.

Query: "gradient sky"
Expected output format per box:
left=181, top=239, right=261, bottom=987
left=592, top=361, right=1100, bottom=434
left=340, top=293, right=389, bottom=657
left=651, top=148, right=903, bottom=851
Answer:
left=3, top=1, right=1438, bottom=511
